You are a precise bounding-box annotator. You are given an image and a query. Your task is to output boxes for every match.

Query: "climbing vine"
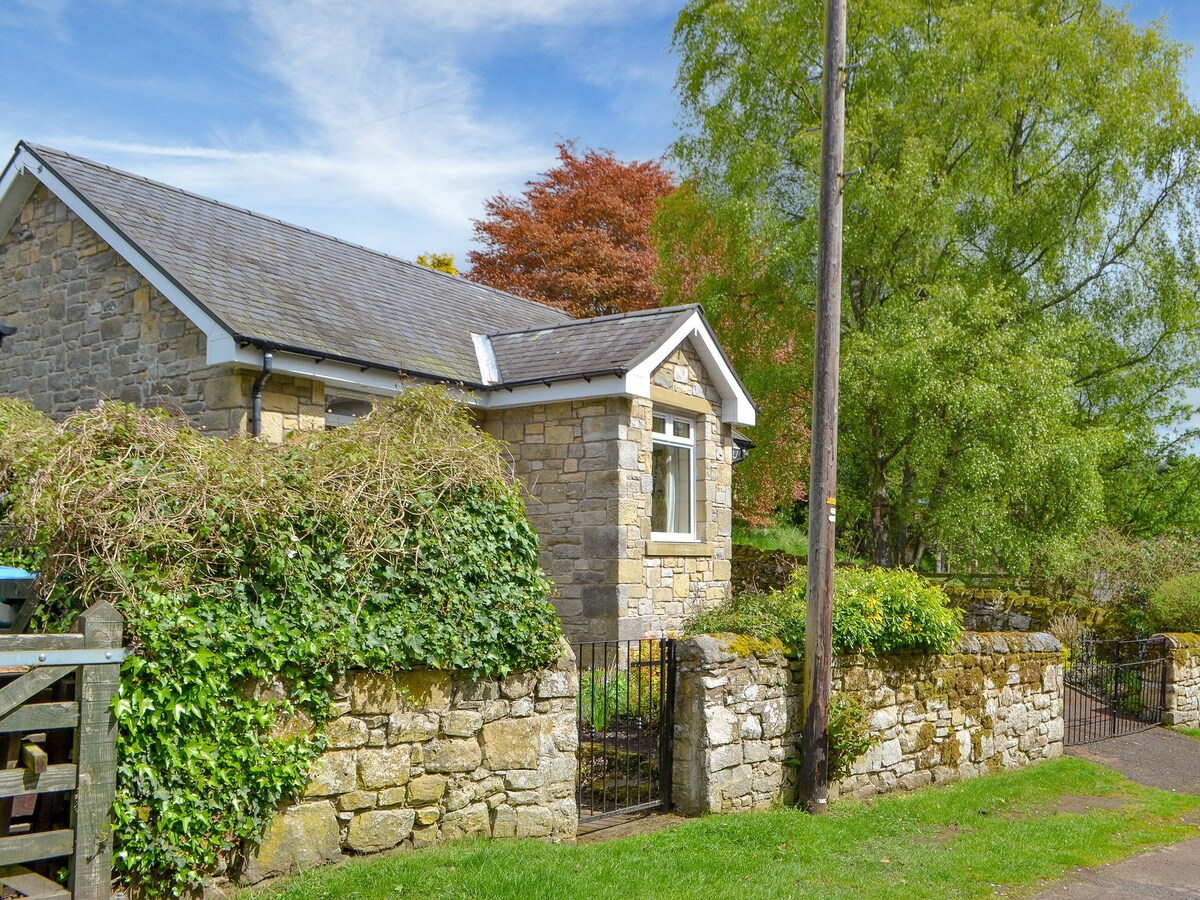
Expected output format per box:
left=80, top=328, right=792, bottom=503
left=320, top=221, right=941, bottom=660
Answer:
left=0, top=391, right=561, bottom=894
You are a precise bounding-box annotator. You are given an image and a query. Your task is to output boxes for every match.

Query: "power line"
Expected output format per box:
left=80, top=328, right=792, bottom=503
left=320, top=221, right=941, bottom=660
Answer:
left=349, top=89, right=471, bottom=128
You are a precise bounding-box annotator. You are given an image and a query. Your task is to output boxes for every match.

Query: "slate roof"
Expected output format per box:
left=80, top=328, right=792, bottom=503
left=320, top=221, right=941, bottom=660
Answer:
left=13, top=143, right=748, bottom=402
left=22, top=143, right=575, bottom=385
left=487, top=306, right=699, bottom=387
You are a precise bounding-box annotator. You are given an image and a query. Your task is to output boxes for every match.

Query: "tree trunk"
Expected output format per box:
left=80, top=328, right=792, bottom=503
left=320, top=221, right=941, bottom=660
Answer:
left=871, top=477, right=891, bottom=567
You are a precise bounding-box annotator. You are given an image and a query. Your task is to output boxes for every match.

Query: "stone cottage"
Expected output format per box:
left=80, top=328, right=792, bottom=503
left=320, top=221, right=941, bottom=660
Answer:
left=0, top=142, right=755, bottom=643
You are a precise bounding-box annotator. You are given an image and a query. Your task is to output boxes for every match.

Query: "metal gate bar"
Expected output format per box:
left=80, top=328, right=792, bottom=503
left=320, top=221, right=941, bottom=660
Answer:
left=574, top=639, right=675, bottom=822
left=1064, top=637, right=1167, bottom=746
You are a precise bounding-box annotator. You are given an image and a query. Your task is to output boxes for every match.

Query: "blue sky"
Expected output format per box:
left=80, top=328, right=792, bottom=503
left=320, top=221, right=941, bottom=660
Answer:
left=3, top=0, right=1197, bottom=264
left=2, top=0, right=683, bottom=262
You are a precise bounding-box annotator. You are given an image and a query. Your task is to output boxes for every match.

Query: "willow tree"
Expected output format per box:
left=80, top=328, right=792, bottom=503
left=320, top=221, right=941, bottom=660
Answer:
left=666, top=0, right=1200, bottom=568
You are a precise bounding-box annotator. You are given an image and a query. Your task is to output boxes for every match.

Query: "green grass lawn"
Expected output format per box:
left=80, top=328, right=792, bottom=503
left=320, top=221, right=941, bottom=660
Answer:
left=732, top=524, right=808, bottom=557
left=247, top=758, right=1200, bottom=900
left=1177, top=727, right=1200, bottom=739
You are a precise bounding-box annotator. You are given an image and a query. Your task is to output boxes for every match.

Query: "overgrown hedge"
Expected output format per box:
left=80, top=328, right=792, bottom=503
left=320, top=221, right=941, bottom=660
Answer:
left=687, top=566, right=963, bottom=655
left=0, top=392, right=562, bottom=894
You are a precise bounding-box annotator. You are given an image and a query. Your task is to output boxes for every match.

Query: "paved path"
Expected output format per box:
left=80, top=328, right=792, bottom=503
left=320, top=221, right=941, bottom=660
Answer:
left=1031, top=728, right=1200, bottom=899
left=1066, top=728, right=1200, bottom=795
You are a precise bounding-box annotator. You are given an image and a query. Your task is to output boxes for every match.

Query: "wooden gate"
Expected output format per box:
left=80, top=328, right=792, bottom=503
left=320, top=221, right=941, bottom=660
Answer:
left=0, top=602, right=123, bottom=899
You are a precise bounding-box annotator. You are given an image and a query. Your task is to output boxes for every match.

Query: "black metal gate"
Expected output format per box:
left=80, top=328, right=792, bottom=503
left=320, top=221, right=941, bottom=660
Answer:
left=1064, top=636, right=1168, bottom=745
left=575, top=639, right=676, bottom=822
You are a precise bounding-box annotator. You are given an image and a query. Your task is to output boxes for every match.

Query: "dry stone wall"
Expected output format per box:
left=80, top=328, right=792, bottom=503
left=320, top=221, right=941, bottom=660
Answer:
left=671, top=636, right=801, bottom=815
left=235, top=652, right=578, bottom=886
left=1161, top=634, right=1200, bottom=729
left=672, top=632, right=1064, bottom=813
left=942, top=587, right=1108, bottom=634
left=831, top=632, right=1063, bottom=800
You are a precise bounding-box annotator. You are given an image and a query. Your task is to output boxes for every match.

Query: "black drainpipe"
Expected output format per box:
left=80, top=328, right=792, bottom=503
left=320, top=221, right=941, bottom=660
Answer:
left=251, top=352, right=273, bottom=438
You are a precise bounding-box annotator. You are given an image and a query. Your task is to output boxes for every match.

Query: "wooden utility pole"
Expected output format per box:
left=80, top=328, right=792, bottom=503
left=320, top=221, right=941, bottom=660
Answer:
left=801, top=0, right=848, bottom=814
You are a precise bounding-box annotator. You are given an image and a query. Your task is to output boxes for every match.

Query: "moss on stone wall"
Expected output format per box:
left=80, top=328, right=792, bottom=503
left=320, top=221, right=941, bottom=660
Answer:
left=723, top=633, right=788, bottom=659
left=942, top=585, right=1108, bottom=633
left=1161, top=632, right=1200, bottom=650
left=939, top=738, right=961, bottom=767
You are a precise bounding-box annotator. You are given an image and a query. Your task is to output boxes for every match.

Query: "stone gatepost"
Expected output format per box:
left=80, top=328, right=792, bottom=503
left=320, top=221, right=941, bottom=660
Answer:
left=671, top=635, right=801, bottom=815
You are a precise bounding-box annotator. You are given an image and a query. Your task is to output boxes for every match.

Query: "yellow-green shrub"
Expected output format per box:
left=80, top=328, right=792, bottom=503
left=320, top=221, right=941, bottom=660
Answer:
left=688, top=566, right=963, bottom=655
left=1147, top=574, right=1200, bottom=635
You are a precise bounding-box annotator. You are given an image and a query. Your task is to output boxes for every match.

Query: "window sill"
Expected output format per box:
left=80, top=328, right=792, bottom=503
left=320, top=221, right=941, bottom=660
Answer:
left=646, top=539, right=714, bottom=558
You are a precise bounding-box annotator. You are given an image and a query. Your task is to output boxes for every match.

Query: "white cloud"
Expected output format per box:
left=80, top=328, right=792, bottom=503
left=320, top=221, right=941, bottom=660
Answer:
left=233, top=0, right=559, bottom=255
left=0, top=0, right=71, bottom=39
left=390, top=0, right=676, bottom=31
left=2, top=0, right=683, bottom=262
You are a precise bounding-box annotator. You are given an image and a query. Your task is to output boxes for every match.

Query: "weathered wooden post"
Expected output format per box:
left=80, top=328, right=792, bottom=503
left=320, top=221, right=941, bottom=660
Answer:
left=70, top=602, right=122, bottom=900
left=802, top=0, right=848, bottom=814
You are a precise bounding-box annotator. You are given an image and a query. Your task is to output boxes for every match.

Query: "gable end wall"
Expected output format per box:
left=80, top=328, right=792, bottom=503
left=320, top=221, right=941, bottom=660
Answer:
left=631, top=342, right=733, bottom=635
left=485, top=340, right=735, bottom=644
left=0, top=185, right=326, bottom=437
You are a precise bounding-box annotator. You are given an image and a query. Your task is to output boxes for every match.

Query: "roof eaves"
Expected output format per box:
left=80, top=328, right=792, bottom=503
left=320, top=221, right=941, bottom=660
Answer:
left=237, top=334, right=488, bottom=391
left=487, top=366, right=629, bottom=392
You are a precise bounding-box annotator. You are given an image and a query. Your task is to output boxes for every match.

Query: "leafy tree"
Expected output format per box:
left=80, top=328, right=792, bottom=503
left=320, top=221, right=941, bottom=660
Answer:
left=656, top=183, right=812, bottom=524
left=416, top=252, right=458, bottom=276
left=666, top=0, right=1200, bottom=568
left=467, top=142, right=676, bottom=317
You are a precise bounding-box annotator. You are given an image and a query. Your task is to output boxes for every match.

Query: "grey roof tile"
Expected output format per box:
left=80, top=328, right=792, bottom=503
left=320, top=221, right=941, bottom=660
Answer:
left=25, top=143, right=573, bottom=384
left=487, top=306, right=697, bottom=386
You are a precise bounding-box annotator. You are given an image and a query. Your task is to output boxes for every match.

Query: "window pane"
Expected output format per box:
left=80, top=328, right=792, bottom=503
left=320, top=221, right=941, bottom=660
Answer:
left=651, top=443, right=692, bottom=534
left=652, top=415, right=667, bottom=434
left=673, top=420, right=691, bottom=440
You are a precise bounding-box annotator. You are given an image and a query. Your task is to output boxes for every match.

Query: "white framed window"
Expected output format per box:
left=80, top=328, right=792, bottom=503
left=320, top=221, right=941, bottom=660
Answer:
left=324, top=397, right=373, bottom=430
left=651, top=411, right=696, bottom=540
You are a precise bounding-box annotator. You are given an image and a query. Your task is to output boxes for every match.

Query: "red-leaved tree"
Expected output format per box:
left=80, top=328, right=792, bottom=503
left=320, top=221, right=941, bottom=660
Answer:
left=466, top=143, right=676, bottom=318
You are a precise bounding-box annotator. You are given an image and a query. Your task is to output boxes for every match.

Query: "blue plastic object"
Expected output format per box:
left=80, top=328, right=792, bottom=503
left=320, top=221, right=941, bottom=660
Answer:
left=0, top=566, right=37, bottom=630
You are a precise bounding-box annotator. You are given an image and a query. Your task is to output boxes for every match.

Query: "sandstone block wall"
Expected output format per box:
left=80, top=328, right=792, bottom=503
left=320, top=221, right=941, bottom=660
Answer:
left=237, top=652, right=578, bottom=886
left=482, top=398, right=634, bottom=643
left=483, top=339, right=736, bottom=644
left=1, top=185, right=211, bottom=424
left=631, top=344, right=734, bottom=638
left=0, top=186, right=327, bottom=440
left=1161, top=634, right=1200, bottom=729
left=672, top=632, right=1064, bottom=814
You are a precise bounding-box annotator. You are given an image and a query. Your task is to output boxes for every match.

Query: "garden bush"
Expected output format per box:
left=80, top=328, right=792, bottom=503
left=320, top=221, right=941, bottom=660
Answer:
left=688, top=566, right=962, bottom=655
left=0, top=392, right=561, bottom=894
left=1147, top=574, right=1200, bottom=635
left=1032, top=527, right=1200, bottom=635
